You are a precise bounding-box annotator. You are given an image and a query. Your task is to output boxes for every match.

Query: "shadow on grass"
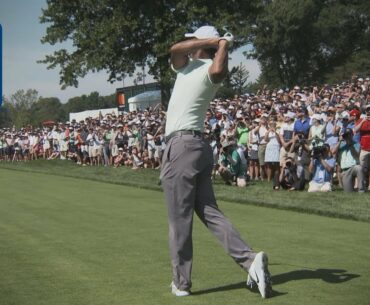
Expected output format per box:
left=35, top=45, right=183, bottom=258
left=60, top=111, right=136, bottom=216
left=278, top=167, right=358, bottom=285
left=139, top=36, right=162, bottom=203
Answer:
left=192, top=268, right=359, bottom=298
left=191, top=281, right=286, bottom=298
left=272, top=268, right=360, bottom=285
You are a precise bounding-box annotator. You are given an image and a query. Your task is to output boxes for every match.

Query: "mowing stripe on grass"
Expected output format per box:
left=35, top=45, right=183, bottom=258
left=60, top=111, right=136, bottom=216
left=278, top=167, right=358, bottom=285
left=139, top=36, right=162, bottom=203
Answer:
left=1, top=161, right=370, bottom=223
left=0, top=169, right=370, bottom=305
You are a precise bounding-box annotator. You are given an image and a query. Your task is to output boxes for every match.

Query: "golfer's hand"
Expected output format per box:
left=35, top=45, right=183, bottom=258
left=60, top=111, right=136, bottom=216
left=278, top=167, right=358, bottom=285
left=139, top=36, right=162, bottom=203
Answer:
left=219, top=32, right=234, bottom=47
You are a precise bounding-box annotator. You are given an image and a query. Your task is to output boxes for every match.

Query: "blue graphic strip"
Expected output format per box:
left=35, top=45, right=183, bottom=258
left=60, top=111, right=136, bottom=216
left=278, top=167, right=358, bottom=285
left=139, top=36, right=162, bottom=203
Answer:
left=0, top=24, right=2, bottom=107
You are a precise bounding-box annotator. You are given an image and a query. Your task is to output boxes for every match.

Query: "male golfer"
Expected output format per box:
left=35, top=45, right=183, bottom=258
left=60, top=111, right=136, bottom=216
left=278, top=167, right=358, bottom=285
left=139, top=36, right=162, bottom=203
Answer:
left=160, top=25, right=272, bottom=298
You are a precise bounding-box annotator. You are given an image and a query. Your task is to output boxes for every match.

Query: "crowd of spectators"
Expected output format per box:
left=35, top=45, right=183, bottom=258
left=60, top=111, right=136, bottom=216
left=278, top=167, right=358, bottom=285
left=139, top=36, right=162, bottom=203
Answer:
left=1, top=75, right=370, bottom=193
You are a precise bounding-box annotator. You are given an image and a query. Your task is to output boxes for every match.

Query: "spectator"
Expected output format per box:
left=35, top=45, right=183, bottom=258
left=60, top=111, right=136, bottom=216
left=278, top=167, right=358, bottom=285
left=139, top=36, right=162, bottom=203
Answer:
left=276, top=156, right=305, bottom=191
left=131, top=146, right=143, bottom=170
left=248, top=119, right=260, bottom=180
left=264, top=121, right=281, bottom=183
left=114, top=147, right=125, bottom=168
left=218, top=141, right=246, bottom=187
left=354, top=104, right=370, bottom=191
left=279, top=112, right=296, bottom=168
left=294, top=107, right=310, bottom=139
left=255, top=116, right=268, bottom=180
left=333, top=129, right=364, bottom=192
left=308, top=144, right=335, bottom=192
left=308, top=114, right=325, bottom=145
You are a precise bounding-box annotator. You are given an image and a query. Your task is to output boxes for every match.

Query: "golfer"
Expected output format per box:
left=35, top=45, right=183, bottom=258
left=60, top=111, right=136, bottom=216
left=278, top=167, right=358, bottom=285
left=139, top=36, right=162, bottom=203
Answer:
left=160, top=25, right=272, bottom=298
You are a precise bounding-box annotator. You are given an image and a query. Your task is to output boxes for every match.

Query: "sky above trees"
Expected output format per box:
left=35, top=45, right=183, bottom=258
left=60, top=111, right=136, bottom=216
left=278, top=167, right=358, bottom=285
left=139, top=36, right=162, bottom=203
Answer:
left=0, top=0, right=259, bottom=104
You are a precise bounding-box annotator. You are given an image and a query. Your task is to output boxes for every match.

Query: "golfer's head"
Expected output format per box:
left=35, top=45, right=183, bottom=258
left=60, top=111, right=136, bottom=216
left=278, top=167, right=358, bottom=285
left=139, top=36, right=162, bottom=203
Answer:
left=185, top=25, right=220, bottom=59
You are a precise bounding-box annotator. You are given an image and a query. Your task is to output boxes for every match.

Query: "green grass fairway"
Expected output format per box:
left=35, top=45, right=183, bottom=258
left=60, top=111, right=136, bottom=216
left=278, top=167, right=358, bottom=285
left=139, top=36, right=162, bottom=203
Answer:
left=1, top=169, right=370, bottom=305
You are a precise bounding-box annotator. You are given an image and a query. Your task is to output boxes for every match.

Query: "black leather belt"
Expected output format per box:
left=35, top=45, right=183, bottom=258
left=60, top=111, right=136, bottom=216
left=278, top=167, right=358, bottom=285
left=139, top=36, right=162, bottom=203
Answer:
left=165, top=130, right=202, bottom=143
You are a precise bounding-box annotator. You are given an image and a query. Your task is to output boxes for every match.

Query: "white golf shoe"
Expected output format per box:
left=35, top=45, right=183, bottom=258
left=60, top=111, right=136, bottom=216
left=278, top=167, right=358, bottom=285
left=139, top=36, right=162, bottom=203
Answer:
left=170, top=281, right=190, bottom=297
left=247, top=251, right=272, bottom=298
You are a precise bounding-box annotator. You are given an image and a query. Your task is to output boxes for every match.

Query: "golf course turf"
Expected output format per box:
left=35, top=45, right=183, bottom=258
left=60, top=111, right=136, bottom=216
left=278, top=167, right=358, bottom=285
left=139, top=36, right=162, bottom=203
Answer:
left=0, top=168, right=369, bottom=305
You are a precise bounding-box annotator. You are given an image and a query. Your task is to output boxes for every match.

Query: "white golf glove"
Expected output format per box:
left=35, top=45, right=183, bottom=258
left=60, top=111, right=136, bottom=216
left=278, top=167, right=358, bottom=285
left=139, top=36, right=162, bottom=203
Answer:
left=219, top=32, right=234, bottom=47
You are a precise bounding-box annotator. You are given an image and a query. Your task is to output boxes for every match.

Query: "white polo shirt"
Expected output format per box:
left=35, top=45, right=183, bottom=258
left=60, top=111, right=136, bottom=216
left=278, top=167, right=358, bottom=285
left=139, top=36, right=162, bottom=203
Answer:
left=165, top=58, right=220, bottom=135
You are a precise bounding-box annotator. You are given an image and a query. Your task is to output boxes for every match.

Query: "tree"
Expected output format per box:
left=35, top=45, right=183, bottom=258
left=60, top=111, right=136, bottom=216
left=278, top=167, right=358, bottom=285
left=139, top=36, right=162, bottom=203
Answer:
left=39, top=1, right=259, bottom=107
left=248, top=0, right=370, bottom=87
left=230, top=63, right=250, bottom=95
left=7, top=89, right=39, bottom=128
left=61, top=91, right=117, bottom=121
left=30, top=97, right=65, bottom=125
left=0, top=98, right=13, bottom=128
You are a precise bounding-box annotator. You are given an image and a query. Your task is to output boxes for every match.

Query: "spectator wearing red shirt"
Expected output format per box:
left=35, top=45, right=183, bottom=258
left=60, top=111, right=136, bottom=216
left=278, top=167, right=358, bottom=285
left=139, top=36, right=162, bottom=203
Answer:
left=355, top=104, right=370, bottom=190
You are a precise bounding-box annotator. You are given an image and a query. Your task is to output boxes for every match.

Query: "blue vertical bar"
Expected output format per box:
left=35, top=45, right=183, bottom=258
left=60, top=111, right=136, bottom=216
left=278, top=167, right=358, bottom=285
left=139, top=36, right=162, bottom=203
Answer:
left=0, top=24, right=2, bottom=106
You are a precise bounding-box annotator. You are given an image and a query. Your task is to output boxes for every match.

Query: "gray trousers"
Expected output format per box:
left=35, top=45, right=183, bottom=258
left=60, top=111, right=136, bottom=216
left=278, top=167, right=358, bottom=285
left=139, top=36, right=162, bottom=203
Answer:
left=160, top=134, right=256, bottom=290
left=341, top=165, right=364, bottom=192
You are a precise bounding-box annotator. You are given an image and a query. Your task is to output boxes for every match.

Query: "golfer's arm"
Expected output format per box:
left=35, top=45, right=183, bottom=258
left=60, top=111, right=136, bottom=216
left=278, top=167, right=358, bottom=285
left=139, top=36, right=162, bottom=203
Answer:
left=209, top=40, right=228, bottom=84
left=170, top=38, right=219, bottom=70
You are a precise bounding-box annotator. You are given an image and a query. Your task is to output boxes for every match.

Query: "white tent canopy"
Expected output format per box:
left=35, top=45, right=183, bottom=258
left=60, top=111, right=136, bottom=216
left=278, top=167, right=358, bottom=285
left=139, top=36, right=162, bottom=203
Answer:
left=69, top=107, right=118, bottom=122
left=128, top=90, right=161, bottom=111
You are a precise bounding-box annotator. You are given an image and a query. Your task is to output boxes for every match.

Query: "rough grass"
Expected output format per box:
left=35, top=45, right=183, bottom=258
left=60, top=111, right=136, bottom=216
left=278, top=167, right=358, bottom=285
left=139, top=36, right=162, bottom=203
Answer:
left=1, top=160, right=369, bottom=222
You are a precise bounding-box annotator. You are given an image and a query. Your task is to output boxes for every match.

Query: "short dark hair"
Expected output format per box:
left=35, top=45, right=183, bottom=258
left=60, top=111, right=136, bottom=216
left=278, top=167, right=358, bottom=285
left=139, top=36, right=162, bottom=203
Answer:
left=204, top=48, right=217, bottom=59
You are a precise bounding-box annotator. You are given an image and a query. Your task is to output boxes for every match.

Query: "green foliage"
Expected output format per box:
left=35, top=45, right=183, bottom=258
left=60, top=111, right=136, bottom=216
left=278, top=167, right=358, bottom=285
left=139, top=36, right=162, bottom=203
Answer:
left=4, top=89, right=39, bottom=128
left=39, top=1, right=259, bottom=104
left=215, top=86, right=236, bottom=99
left=1, top=89, right=117, bottom=127
left=30, top=97, right=65, bottom=125
left=0, top=96, right=13, bottom=128
left=229, top=63, right=250, bottom=95
left=324, top=50, right=370, bottom=84
left=249, top=0, right=370, bottom=87
left=62, top=92, right=116, bottom=119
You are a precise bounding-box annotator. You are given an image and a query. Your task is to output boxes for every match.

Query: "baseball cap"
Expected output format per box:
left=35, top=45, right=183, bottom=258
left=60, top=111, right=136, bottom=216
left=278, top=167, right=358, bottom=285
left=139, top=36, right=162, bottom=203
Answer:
left=185, top=25, right=220, bottom=39
left=349, top=109, right=360, bottom=117
left=285, top=111, right=296, bottom=119
left=341, top=111, right=350, bottom=119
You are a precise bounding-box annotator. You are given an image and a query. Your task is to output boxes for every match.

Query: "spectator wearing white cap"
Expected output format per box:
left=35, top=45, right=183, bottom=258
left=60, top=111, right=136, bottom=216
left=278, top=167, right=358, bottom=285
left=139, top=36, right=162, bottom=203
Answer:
left=248, top=119, right=260, bottom=180
left=86, top=128, right=99, bottom=165
left=308, top=114, right=325, bottom=147
left=332, top=129, right=364, bottom=192
left=279, top=112, right=296, bottom=167
left=255, top=116, right=268, bottom=180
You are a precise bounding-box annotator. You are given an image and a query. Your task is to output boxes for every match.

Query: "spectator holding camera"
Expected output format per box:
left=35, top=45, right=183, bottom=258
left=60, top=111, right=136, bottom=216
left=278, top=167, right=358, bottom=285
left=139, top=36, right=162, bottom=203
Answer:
left=354, top=104, right=370, bottom=190
left=218, top=140, right=246, bottom=187
left=276, top=156, right=305, bottom=191
left=255, top=116, right=268, bottom=180
left=308, top=144, right=335, bottom=192
left=333, top=129, right=364, bottom=192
